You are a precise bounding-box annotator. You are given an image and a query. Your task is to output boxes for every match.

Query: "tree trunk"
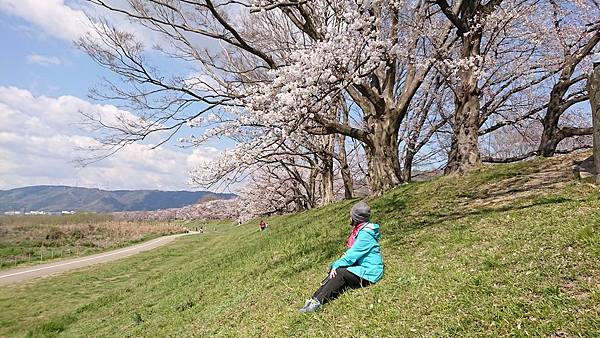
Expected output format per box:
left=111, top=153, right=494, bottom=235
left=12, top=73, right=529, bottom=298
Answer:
left=538, top=120, right=561, bottom=157
left=337, top=134, right=353, bottom=199
left=292, top=182, right=308, bottom=211
left=589, top=64, right=600, bottom=184
left=403, top=148, right=415, bottom=182
left=446, top=28, right=482, bottom=174
left=320, top=136, right=335, bottom=205
left=365, top=117, right=403, bottom=195
left=538, top=80, right=594, bottom=156
left=537, top=30, right=600, bottom=156
left=538, top=80, right=568, bottom=157
left=321, top=163, right=334, bottom=204
left=307, top=161, right=318, bottom=208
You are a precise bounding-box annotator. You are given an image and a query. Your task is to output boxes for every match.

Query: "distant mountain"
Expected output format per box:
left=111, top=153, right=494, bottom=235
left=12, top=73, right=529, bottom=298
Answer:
left=0, top=185, right=236, bottom=213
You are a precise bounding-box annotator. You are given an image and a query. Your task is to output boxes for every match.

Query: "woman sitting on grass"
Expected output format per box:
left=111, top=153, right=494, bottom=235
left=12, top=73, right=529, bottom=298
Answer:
left=299, top=201, right=384, bottom=313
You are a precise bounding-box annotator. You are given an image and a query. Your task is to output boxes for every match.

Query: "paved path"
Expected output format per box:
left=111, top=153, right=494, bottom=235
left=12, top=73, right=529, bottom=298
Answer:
left=0, top=232, right=198, bottom=286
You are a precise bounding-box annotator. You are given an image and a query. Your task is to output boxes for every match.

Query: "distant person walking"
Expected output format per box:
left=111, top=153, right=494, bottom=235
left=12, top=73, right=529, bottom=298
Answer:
left=259, top=219, right=269, bottom=231
left=299, top=201, right=384, bottom=313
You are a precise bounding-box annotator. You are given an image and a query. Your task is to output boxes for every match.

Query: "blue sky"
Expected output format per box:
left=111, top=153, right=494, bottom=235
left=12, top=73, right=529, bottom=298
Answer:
left=0, top=0, right=225, bottom=191
left=0, top=12, right=98, bottom=97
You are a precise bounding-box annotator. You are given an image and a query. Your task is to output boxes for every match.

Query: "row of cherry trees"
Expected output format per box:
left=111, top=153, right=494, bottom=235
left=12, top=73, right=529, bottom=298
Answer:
left=81, top=0, right=600, bottom=217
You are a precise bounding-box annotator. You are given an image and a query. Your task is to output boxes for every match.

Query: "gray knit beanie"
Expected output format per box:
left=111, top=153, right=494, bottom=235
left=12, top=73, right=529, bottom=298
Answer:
left=351, top=201, right=371, bottom=224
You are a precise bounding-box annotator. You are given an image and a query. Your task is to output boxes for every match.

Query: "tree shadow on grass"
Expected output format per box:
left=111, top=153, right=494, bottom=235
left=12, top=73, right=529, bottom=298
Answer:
left=384, top=195, right=574, bottom=247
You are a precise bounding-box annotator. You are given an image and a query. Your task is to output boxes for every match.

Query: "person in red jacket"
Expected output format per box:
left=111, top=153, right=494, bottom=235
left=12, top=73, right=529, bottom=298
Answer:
left=259, top=219, right=268, bottom=231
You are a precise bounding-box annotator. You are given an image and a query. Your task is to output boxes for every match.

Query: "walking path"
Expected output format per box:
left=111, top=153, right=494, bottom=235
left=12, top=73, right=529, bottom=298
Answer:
left=0, top=232, right=198, bottom=286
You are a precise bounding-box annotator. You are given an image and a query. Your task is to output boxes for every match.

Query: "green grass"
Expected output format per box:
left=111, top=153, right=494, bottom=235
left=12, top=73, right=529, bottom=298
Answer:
left=0, top=156, right=599, bottom=337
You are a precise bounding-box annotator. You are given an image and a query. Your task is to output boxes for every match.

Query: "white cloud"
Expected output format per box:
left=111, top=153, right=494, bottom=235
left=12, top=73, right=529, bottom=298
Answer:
left=0, top=0, right=161, bottom=47
left=0, top=0, right=95, bottom=41
left=184, top=71, right=225, bottom=93
left=0, top=86, right=219, bottom=191
left=186, top=147, right=220, bottom=168
left=26, top=53, right=62, bottom=66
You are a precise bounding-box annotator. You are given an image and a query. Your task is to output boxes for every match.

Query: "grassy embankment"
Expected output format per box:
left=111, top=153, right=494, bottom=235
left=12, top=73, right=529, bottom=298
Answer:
left=0, top=213, right=185, bottom=269
left=0, top=153, right=598, bottom=337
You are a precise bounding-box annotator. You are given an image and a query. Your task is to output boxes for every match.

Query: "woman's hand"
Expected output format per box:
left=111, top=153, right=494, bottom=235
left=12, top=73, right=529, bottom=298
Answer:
left=329, top=268, right=337, bottom=279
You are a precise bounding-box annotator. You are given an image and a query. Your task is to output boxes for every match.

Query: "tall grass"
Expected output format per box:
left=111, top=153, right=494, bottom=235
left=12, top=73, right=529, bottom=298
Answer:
left=0, top=215, right=185, bottom=268
left=0, top=213, right=113, bottom=226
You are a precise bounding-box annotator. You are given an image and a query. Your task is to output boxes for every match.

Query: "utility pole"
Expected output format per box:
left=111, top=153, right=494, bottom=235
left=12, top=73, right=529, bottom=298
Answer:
left=589, top=53, right=600, bottom=184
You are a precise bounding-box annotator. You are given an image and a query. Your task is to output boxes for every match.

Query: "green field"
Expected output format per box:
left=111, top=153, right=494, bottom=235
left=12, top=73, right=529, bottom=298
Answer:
left=0, top=213, right=185, bottom=269
left=0, top=155, right=599, bottom=337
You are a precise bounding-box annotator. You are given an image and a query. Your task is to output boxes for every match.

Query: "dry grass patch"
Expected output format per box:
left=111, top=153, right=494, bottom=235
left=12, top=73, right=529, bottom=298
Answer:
left=0, top=214, right=185, bottom=269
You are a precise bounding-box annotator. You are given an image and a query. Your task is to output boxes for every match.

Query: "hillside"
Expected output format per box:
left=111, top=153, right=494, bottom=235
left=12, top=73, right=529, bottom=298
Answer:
left=0, top=153, right=598, bottom=337
left=0, top=185, right=236, bottom=213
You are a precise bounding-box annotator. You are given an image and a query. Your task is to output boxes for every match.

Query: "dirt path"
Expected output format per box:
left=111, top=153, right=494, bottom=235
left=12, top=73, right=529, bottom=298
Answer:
left=0, top=232, right=198, bottom=286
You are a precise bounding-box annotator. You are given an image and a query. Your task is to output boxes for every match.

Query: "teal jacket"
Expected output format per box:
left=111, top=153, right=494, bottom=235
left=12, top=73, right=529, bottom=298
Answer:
left=331, top=222, right=384, bottom=283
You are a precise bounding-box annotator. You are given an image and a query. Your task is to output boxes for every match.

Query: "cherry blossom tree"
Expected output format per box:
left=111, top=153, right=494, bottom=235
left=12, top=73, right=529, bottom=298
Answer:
left=81, top=0, right=456, bottom=196
left=258, top=0, right=454, bottom=193
left=78, top=0, right=600, bottom=215
left=536, top=0, right=600, bottom=157
left=479, top=0, right=600, bottom=162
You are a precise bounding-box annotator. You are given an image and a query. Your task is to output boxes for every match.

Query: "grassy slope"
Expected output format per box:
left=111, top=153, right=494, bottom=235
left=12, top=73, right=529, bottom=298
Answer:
left=0, top=155, right=599, bottom=337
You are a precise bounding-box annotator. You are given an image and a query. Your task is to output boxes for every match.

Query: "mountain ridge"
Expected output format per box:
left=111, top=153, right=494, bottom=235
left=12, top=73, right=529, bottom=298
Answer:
left=0, top=185, right=236, bottom=213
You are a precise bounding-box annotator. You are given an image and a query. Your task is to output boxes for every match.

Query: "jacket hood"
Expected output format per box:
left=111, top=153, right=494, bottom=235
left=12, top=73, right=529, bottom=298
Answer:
left=362, top=222, right=380, bottom=241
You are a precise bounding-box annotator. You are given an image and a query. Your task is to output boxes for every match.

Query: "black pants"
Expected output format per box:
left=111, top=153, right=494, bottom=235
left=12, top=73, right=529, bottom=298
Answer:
left=312, top=267, right=371, bottom=304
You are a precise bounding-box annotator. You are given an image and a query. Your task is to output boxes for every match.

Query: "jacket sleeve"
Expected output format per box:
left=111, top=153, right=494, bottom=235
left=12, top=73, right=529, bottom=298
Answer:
left=331, top=230, right=374, bottom=269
